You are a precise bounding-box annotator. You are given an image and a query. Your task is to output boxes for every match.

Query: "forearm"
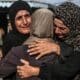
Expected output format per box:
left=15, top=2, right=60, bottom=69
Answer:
left=0, top=65, right=16, bottom=78
left=0, top=48, right=17, bottom=78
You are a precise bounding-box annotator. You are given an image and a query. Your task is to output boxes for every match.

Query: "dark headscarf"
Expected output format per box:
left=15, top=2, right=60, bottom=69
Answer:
left=55, top=2, right=80, bottom=51
left=24, top=8, right=55, bottom=45
left=3, top=1, right=31, bottom=56
left=9, top=1, right=31, bottom=32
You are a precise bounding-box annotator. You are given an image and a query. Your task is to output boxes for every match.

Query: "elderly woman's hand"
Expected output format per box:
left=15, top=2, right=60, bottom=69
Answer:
left=27, top=40, right=61, bottom=59
left=17, top=59, right=40, bottom=78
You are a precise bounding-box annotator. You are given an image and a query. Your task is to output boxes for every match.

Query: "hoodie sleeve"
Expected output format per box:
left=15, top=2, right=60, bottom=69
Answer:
left=0, top=47, right=18, bottom=78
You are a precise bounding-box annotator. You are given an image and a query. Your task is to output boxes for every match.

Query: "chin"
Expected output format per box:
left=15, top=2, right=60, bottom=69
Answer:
left=22, top=31, right=30, bottom=34
left=58, top=36, right=64, bottom=39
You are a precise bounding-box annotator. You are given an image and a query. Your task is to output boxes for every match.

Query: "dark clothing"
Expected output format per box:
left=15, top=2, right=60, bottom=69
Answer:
left=40, top=50, right=80, bottom=80
left=2, top=1, right=31, bottom=80
left=3, top=31, right=30, bottom=56
left=0, top=41, right=73, bottom=80
left=2, top=31, right=29, bottom=80
left=0, top=45, right=56, bottom=80
left=55, top=2, right=80, bottom=52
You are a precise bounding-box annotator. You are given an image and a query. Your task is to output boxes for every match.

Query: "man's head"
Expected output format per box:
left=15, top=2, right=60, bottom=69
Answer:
left=9, top=1, right=32, bottom=34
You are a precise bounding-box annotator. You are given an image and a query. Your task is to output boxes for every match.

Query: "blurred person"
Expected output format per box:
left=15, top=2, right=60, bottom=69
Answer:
left=0, top=14, right=8, bottom=60
left=17, top=2, right=80, bottom=80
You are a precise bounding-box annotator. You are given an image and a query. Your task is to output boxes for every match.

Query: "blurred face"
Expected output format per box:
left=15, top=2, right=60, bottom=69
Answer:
left=15, top=10, right=31, bottom=34
left=54, top=18, right=70, bottom=39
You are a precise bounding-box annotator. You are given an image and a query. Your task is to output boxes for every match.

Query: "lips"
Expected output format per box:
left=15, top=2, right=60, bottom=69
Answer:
left=21, top=25, right=30, bottom=28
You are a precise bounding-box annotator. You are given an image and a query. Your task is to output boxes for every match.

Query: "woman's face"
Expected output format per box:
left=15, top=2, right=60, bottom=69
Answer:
left=54, top=18, right=70, bottom=39
left=15, top=10, right=31, bottom=34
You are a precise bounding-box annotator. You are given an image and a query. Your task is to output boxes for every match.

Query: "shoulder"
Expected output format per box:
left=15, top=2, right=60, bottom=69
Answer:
left=11, top=45, right=25, bottom=52
left=11, top=45, right=28, bottom=56
left=59, top=41, right=74, bottom=57
left=4, top=31, right=16, bottom=41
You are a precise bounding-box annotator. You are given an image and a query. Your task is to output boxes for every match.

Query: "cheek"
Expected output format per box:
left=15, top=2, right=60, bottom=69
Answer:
left=63, top=29, right=70, bottom=34
left=15, top=20, right=20, bottom=27
left=15, top=21, right=21, bottom=31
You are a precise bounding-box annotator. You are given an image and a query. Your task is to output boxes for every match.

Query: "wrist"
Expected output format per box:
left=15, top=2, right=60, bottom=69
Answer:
left=52, top=44, right=61, bottom=56
left=57, top=45, right=61, bottom=56
left=32, top=67, right=40, bottom=76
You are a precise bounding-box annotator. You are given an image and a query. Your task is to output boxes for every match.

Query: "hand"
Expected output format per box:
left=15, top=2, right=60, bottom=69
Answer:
left=27, top=40, right=61, bottom=59
left=17, top=59, right=40, bottom=78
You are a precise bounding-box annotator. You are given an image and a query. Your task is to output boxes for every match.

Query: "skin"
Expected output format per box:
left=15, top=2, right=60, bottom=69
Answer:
left=28, top=40, right=60, bottom=59
left=17, top=59, right=39, bottom=78
left=15, top=10, right=31, bottom=34
left=54, top=18, right=70, bottom=39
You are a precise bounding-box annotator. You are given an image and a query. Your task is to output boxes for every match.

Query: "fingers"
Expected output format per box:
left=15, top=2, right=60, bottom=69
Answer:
left=36, top=53, right=43, bottom=60
left=28, top=47, right=46, bottom=56
left=36, top=49, right=54, bottom=59
left=33, top=39, right=44, bottom=43
left=20, top=59, right=29, bottom=65
left=17, top=66, right=22, bottom=74
left=29, top=51, right=40, bottom=56
left=17, top=66, right=26, bottom=79
left=27, top=40, right=46, bottom=53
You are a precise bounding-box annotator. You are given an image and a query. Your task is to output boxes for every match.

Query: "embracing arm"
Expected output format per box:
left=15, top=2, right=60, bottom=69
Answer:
left=27, top=40, right=73, bottom=63
left=17, top=51, right=80, bottom=79
left=0, top=48, right=17, bottom=78
left=28, top=40, right=61, bottom=59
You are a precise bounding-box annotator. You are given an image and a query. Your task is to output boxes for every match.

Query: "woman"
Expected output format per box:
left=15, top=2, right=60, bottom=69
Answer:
left=2, top=1, right=32, bottom=57
left=2, top=1, right=32, bottom=80
left=54, top=2, right=80, bottom=52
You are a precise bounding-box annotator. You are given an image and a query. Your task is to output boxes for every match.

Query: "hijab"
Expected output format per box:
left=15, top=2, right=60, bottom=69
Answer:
left=9, top=1, right=31, bottom=32
left=55, top=2, right=80, bottom=51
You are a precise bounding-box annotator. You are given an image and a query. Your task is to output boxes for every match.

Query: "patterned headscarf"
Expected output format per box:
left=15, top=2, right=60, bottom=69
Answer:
left=24, top=8, right=55, bottom=44
left=55, top=2, right=80, bottom=51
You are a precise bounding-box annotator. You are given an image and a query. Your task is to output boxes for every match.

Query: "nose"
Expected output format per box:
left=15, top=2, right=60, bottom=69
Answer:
left=23, top=17, right=27, bottom=24
left=55, top=27, right=59, bottom=34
